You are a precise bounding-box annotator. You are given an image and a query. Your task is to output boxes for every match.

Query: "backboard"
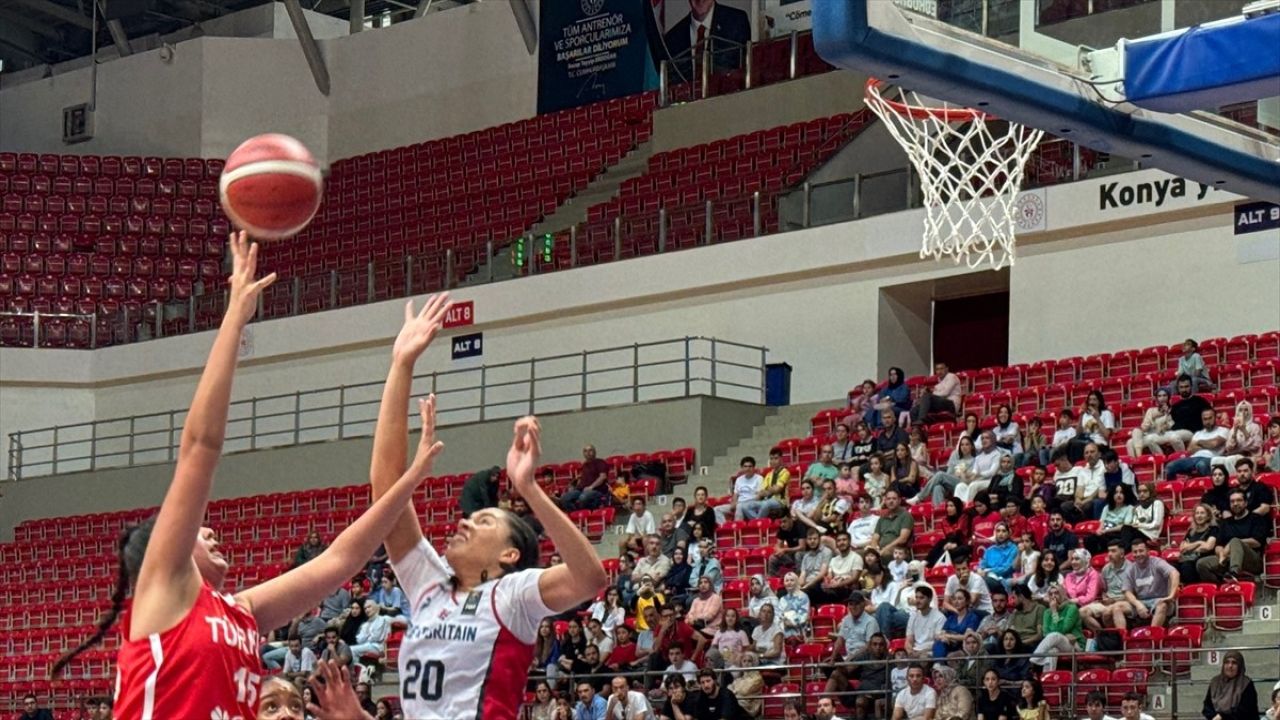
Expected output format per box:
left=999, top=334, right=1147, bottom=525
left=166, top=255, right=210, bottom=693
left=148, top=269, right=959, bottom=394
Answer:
left=811, top=0, right=1280, bottom=202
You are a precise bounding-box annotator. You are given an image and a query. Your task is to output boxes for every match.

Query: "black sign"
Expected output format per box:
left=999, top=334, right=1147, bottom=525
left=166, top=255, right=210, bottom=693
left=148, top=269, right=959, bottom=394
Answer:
left=1234, top=201, right=1280, bottom=235
left=537, top=0, right=657, bottom=114
left=451, top=332, right=484, bottom=360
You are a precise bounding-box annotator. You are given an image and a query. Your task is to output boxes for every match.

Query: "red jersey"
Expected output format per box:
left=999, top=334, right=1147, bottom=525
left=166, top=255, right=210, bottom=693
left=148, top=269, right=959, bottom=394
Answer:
left=115, top=582, right=263, bottom=720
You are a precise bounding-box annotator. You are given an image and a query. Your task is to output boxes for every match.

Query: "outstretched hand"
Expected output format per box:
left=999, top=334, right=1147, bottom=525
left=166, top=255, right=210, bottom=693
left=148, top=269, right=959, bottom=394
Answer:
left=225, top=230, right=277, bottom=326
left=506, top=416, right=542, bottom=494
left=408, top=395, right=446, bottom=475
left=306, top=659, right=374, bottom=720
left=393, top=293, right=451, bottom=365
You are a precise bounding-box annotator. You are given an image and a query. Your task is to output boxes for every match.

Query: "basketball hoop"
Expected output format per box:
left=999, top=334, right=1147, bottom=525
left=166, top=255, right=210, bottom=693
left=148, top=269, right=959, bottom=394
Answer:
left=864, top=77, right=1045, bottom=270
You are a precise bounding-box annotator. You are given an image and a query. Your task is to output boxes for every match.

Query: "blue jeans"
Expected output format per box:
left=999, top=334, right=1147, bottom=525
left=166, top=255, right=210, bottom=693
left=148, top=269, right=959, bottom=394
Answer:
left=262, top=645, right=288, bottom=670
left=917, top=472, right=959, bottom=503
left=740, top=498, right=783, bottom=520
left=349, top=642, right=384, bottom=659
left=874, top=602, right=908, bottom=637
left=560, top=488, right=603, bottom=511
left=1165, top=456, right=1211, bottom=480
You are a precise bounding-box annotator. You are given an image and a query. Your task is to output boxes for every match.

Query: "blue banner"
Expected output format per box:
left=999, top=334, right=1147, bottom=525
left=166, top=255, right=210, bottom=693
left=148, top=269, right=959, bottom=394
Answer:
left=451, top=332, right=484, bottom=360
left=538, top=0, right=657, bottom=114
left=1235, top=201, right=1280, bottom=236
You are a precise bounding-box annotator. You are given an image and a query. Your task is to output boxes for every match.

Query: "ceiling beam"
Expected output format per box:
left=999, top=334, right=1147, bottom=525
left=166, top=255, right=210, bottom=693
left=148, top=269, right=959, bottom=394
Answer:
left=10, top=0, right=94, bottom=29
left=281, top=0, right=330, bottom=95
left=106, top=17, right=132, bottom=55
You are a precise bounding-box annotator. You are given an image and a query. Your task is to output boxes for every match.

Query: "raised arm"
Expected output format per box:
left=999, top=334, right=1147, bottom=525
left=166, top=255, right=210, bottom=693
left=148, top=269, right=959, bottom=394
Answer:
left=369, top=294, right=451, bottom=563
left=238, top=398, right=443, bottom=631
left=132, top=232, right=275, bottom=636
left=507, top=417, right=609, bottom=613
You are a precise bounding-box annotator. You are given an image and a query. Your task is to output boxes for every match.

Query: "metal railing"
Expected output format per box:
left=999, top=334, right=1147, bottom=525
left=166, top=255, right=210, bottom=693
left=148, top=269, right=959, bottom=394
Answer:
left=5, top=336, right=769, bottom=480
left=657, top=30, right=830, bottom=109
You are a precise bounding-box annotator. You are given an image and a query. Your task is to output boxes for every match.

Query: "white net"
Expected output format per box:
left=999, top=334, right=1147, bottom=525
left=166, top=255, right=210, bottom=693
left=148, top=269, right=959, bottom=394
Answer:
left=865, top=79, right=1045, bottom=270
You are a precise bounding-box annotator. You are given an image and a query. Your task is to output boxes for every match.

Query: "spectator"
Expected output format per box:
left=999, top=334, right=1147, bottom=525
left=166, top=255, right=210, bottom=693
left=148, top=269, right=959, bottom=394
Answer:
left=1062, top=549, right=1101, bottom=607
left=685, top=486, right=719, bottom=540
left=1166, top=408, right=1229, bottom=479
left=906, top=586, right=947, bottom=658
left=690, top=668, right=746, bottom=719
left=751, top=603, right=786, bottom=664
left=1127, top=390, right=1183, bottom=456
left=850, top=422, right=879, bottom=470
left=653, top=603, right=706, bottom=666
left=848, top=494, right=881, bottom=551
left=603, top=625, right=641, bottom=673
left=933, top=664, right=975, bottom=720
left=370, top=574, right=410, bottom=623
left=768, top=513, right=808, bottom=576
left=829, top=631, right=891, bottom=719
left=1122, top=538, right=1179, bottom=628
left=280, top=634, right=317, bottom=684
left=1266, top=418, right=1280, bottom=471
left=729, top=456, right=766, bottom=521
left=876, top=410, right=912, bottom=469
left=1018, top=417, right=1046, bottom=469
left=926, top=498, right=972, bottom=566
left=1048, top=448, right=1090, bottom=523
left=569, top=645, right=607, bottom=692
left=1216, top=402, right=1264, bottom=473
left=888, top=546, right=911, bottom=584
left=1016, top=679, right=1049, bottom=720
left=1177, top=503, right=1220, bottom=584
left=1014, top=533, right=1041, bottom=582
left=1196, top=489, right=1272, bottom=582
left=659, top=515, right=682, bottom=559
left=743, top=448, right=791, bottom=519
left=319, top=626, right=354, bottom=668
left=330, top=599, right=368, bottom=646
left=348, top=599, right=392, bottom=660
left=18, top=695, right=55, bottom=720
left=970, top=496, right=1002, bottom=548
left=848, top=379, right=880, bottom=426
left=1008, top=585, right=1044, bottom=647
left=1080, top=691, right=1112, bottom=720
left=587, top=619, right=615, bottom=659
left=1169, top=376, right=1214, bottom=447
left=589, top=587, right=627, bottom=635
left=949, top=631, right=993, bottom=690
left=791, top=479, right=827, bottom=534
left=828, top=591, right=879, bottom=661
left=868, top=489, right=914, bottom=563
left=689, top=539, right=723, bottom=593
left=807, top=446, right=841, bottom=484
left=976, top=589, right=1013, bottom=654
left=835, top=461, right=862, bottom=503
left=833, top=423, right=858, bottom=464
left=976, top=669, right=1015, bottom=720
left=1201, top=651, right=1257, bottom=720
left=893, top=663, right=939, bottom=720
left=1077, top=442, right=1108, bottom=517
left=562, top=445, right=611, bottom=511
left=1235, top=458, right=1275, bottom=516
left=1080, top=539, right=1135, bottom=635
left=1077, top=391, right=1116, bottom=448
left=686, top=576, right=724, bottom=633
left=912, top=362, right=963, bottom=424
left=707, top=607, right=751, bottom=667
left=779, top=571, right=813, bottom=639
left=1085, top=484, right=1135, bottom=554
left=812, top=531, right=865, bottom=604
left=868, top=367, right=912, bottom=429
left=988, top=455, right=1024, bottom=510
left=890, top=444, right=923, bottom=500
left=572, top=681, right=607, bottom=720
left=353, top=682, right=377, bottom=716
left=1024, top=553, right=1061, bottom=602
left=817, top=478, right=853, bottom=534
left=633, top=536, right=672, bottom=584
left=1029, top=583, right=1083, bottom=672
left=659, top=675, right=693, bottom=720
left=319, top=583, right=352, bottom=623
left=1041, top=510, right=1079, bottom=563
left=1130, top=482, right=1166, bottom=544
left=1173, top=339, right=1215, bottom=393
left=1046, top=410, right=1079, bottom=466
left=978, top=522, right=1018, bottom=583
left=1269, top=687, right=1280, bottom=720
left=663, top=645, right=699, bottom=684
left=992, top=630, right=1032, bottom=682
left=933, top=589, right=982, bottom=658
left=459, top=464, right=502, bottom=517
left=619, top=497, right=657, bottom=555
left=531, top=619, right=562, bottom=686
left=292, top=530, right=326, bottom=568
left=910, top=426, right=936, bottom=478
left=913, top=436, right=974, bottom=505
left=1117, top=692, right=1157, bottom=720
left=816, top=696, right=847, bottom=720
left=746, top=574, right=778, bottom=620
left=1099, top=448, right=1137, bottom=509
left=992, top=405, right=1022, bottom=456
left=945, top=560, right=992, bottom=614
left=863, top=455, right=892, bottom=508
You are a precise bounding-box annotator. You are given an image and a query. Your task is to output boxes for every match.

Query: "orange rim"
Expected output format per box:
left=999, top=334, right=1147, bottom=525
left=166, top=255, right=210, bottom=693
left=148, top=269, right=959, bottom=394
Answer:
left=865, top=77, right=989, bottom=122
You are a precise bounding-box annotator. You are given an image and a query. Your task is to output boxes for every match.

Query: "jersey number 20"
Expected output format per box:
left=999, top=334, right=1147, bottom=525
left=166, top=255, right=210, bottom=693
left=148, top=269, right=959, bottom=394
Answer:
left=403, top=659, right=445, bottom=701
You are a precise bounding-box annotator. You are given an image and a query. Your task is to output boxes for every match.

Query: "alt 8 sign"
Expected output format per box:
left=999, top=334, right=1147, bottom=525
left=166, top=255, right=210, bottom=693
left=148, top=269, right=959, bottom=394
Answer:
left=444, top=300, right=474, bottom=328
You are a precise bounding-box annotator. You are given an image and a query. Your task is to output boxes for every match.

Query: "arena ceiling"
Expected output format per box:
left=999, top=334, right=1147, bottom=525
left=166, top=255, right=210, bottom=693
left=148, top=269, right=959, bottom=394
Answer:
left=0, top=0, right=477, bottom=74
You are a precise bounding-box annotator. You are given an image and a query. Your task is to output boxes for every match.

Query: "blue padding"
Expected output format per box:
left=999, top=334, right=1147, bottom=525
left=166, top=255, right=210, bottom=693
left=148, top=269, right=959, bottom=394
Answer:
left=1125, top=13, right=1280, bottom=113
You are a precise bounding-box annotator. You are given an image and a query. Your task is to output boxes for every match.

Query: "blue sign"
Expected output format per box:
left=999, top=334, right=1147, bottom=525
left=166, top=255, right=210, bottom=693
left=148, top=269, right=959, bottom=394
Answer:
left=537, top=0, right=657, bottom=114
left=451, top=332, right=484, bottom=360
left=1235, top=201, right=1280, bottom=235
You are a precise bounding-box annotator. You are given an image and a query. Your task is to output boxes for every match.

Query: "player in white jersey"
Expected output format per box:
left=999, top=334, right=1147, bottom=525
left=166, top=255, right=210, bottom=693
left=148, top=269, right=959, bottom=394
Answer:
left=367, top=295, right=609, bottom=720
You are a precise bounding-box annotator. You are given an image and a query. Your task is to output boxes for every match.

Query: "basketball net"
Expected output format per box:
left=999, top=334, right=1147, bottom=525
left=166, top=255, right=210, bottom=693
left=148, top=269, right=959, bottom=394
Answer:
left=864, top=78, right=1045, bottom=270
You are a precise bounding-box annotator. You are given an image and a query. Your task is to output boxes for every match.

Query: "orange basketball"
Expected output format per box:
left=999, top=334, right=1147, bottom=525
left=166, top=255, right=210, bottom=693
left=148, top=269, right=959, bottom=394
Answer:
left=218, top=133, right=323, bottom=240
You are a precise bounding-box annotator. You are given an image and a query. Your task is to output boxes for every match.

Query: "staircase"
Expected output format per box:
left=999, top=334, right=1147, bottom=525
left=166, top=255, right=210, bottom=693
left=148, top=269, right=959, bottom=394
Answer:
left=460, top=141, right=655, bottom=286
left=1175, top=590, right=1280, bottom=715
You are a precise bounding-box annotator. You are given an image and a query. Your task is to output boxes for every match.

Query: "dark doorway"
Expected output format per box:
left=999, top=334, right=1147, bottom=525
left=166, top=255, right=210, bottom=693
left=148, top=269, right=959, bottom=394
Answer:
left=933, top=292, right=1010, bottom=372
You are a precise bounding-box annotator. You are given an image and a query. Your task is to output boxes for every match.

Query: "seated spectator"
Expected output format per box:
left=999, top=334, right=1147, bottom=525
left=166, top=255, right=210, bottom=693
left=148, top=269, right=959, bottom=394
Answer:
left=1196, top=489, right=1272, bottom=582
left=1130, top=481, right=1166, bottom=543
left=690, top=668, right=746, bottom=719
left=976, top=589, right=1013, bottom=654
left=588, top=587, right=627, bottom=635
left=926, top=498, right=972, bottom=566
left=280, top=635, right=317, bottom=684
left=684, top=485, right=719, bottom=540
left=914, top=434, right=977, bottom=505
left=969, top=496, right=1002, bottom=548
left=847, top=494, right=881, bottom=551
left=991, top=630, right=1032, bottom=683
left=459, top=464, right=502, bottom=517
left=1122, top=538, right=1179, bottom=628
left=829, top=631, right=891, bottom=719
left=945, top=560, right=992, bottom=614
left=370, top=574, right=410, bottom=623
left=1235, top=458, right=1275, bottom=516
left=568, top=645, right=608, bottom=692
left=778, top=571, right=813, bottom=639
left=572, top=681, right=607, bottom=719
left=848, top=379, right=879, bottom=426
left=850, top=421, right=879, bottom=470
left=1215, top=401, right=1263, bottom=473
left=1266, top=418, right=1280, bottom=472
left=1127, top=389, right=1183, bottom=457
left=530, top=619, right=561, bottom=686
left=807, top=446, right=842, bottom=484
left=660, top=674, right=693, bottom=720
left=1042, top=511, right=1080, bottom=564
left=835, top=461, right=861, bottom=503
left=1019, top=417, right=1046, bottom=469
left=888, top=546, right=911, bottom=584
left=1023, top=553, right=1061, bottom=603
left=876, top=410, right=911, bottom=469
left=686, top=576, right=724, bottom=633
left=978, top=522, right=1018, bottom=583
left=1098, top=448, right=1137, bottom=509
left=744, top=448, right=792, bottom=519
left=292, top=530, right=326, bottom=567
left=18, top=695, right=55, bottom=720
left=688, top=539, right=723, bottom=592
left=561, top=445, right=611, bottom=511
left=728, top=456, right=766, bottom=521
left=746, top=574, right=778, bottom=621
left=1047, top=410, right=1078, bottom=467
left=992, top=405, right=1022, bottom=457
left=949, top=631, right=993, bottom=690
left=1177, top=503, right=1219, bottom=585
left=1201, top=651, right=1257, bottom=720
left=1085, top=484, right=1135, bottom=554
left=816, top=478, right=853, bottom=534
left=663, top=645, right=699, bottom=684
left=988, top=455, right=1025, bottom=510
left=1062, top=548, right=1100, bottom=607
left=751, top=603, right=786, bottom=664
left=587, top=618, right=615, bottom=658
left=1048, top=448, right=1090, bottom=523
left=906, top=586, right=947, bottom=658
left=1165, top=408, right=1229, bottom=479
left=632, top=536, right=672, bottom=585
left=1077, top=442, right=1109, bottom=518
left=1015, top=532, right=1041, bottom=582
left=1080, top=539, right=1136, bottom=635
left=1029, top=584, right=1083, bottom=672
left=868, top=367, right=912, bottom=429
left=1173, top=339, right=1216, bottom=394
left=890, top=443, right=923, bottom=500
left=1008, top=585, right=1044, bottom=647
left=1017, top=679, right=1049, bottom=720
left=911, top=362, right=963, bottom=424
left=618, top=497, right=657, bottom=555
left=349, top=599, right=392, bottom=659
left=868, top=489, right=914, bottom=563
left=833, top=423, right=858, bottom=464
left=653, top=602, right=706, bottom=667
left=893, top=663, right=939, bottom=720
left=976, top=669, right=1016, bottom=720
left=933, top=589, right=982, bottom=658
left=707, top=607, right=752, bottom=667
left=811, top=531, right=865, bottom=604
left=934, top=664, right=976, bottom=720
left=318, top=627, right=353, bottom=668
left=790, top=478, right=827, bottom=535
left=1077, top=391, right=1116, bottom=449
left=863, top=455, right=892, bottom=508
left=603, top=625, right=642, bottom=673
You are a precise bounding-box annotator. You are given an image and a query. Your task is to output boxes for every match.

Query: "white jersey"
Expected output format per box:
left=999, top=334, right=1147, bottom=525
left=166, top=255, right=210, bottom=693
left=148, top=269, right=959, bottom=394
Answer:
left=392, top=538, right=551, bottom=719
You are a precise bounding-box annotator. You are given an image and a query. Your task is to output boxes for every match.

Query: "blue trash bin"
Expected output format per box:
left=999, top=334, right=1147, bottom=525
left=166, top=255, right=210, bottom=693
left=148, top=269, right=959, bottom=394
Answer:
left=765, top=362, right=792, bottom=406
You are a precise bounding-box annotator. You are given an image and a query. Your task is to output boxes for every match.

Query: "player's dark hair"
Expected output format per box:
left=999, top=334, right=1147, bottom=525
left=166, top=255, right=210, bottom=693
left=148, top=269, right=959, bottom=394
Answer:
left=52, top=516, right=155, bottom=678
left=501, top=509, right=541, bottom=574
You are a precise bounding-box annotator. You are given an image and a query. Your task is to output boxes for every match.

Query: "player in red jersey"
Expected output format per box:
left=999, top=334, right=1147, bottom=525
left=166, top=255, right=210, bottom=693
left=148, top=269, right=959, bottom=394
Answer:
left=51, top=233, right=446, bottom=720
left=368, top=296, right=609, bottom=719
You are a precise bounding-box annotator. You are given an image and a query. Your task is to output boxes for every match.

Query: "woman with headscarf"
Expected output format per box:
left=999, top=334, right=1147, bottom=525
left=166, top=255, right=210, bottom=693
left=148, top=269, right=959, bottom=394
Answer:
left=1062, top=548, right=1101, bottom=607
left=934, top=664, right=976, bottom=720
left=1029, top=584, right=1083, bottom=672
left=866, top=367, right=911, bottom=428
left=777, top=571, right=812, bottom=640
left=746, top=574, right=776, bottom=621
left=1215, top=401, right=1263, bottom=473
left=1201, top=651, right=1257, bottom=720
left=947, top=631, right=991, bottom=690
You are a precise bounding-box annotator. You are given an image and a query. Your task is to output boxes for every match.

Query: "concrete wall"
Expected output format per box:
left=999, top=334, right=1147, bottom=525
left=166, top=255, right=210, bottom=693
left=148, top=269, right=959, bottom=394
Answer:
left=0, top=395, right=769, bottom=540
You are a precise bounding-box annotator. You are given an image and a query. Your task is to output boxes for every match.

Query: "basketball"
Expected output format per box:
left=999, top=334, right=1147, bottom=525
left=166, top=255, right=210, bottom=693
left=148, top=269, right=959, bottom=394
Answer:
left=218, top=133, right=323, bottom=240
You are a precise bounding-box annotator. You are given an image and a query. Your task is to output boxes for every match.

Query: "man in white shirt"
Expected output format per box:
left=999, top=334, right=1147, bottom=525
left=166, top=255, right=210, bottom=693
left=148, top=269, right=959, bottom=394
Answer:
left=1164, top=408, right=1230, bottom=479
left=893, top=663, right=938, bottom=720
left=904, top=586, right=946, bottom=658
left=728, top=456, right=765, bottom=521
left=663, top=646, right=699, bottom=684
left=605, top=676, right=652, bottom=720
left=943, top=559, right=992, bottom=614
left=817, top=696, right=849, bottom=720
left=281, top=636, right=316, bottom=684
left=910, top=362, right=963, bottom=424
left=810, top=531, right=864, bottom=604
left=1080, top=691, right=1156, bottom=720
left=847, top=495, right=880, bottom=550
left=619, top=496, right=657, bottom=555
left=1078, top=442, right=1107, bottom=500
